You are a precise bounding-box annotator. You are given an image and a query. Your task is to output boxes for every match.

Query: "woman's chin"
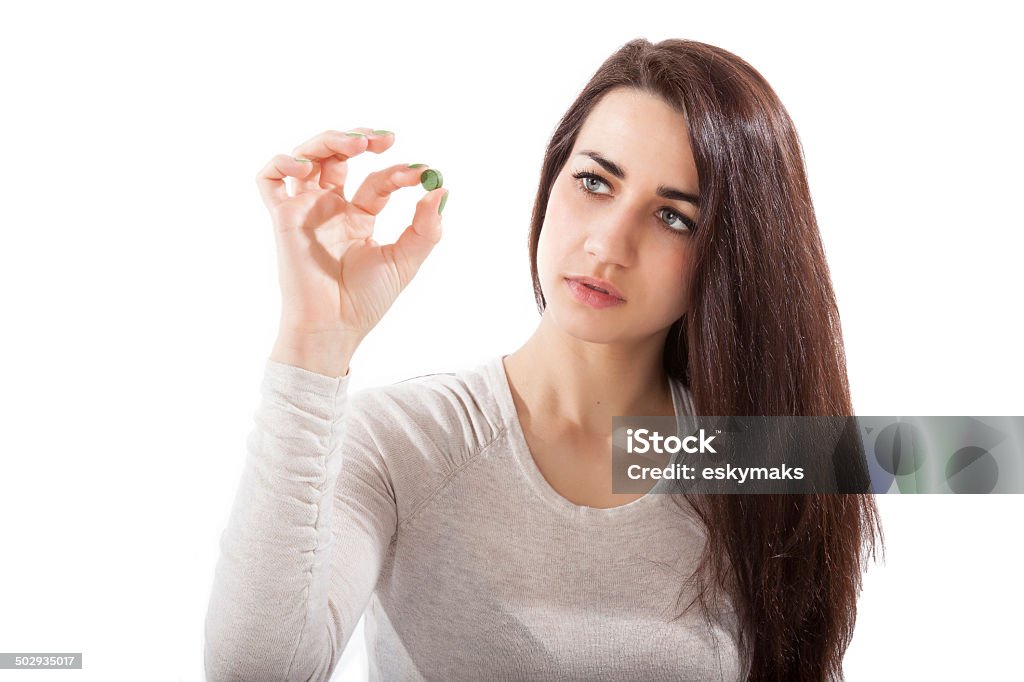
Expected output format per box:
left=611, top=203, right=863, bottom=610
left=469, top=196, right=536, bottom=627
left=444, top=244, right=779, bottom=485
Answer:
left=548, top=310, right=631, bottom=345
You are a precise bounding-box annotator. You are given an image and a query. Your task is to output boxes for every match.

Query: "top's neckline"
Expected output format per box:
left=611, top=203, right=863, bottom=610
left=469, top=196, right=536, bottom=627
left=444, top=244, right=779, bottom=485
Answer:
left=487, top=354, right=691, bottom=520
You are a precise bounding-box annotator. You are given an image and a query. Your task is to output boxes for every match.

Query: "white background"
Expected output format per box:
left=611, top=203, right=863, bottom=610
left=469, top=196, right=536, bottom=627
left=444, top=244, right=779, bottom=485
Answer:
left=1, top=0, right=1021, bottom=679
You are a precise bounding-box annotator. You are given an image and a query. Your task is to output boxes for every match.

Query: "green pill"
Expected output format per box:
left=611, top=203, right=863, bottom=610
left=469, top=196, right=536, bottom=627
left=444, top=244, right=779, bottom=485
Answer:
left=407, top=163, right=427, bottom=168
left=420, top=169, right=443, bottom=191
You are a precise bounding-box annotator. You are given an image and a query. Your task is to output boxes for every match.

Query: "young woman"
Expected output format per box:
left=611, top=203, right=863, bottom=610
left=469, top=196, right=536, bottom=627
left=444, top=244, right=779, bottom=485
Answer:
left=205, top=38, right=883, bottom=681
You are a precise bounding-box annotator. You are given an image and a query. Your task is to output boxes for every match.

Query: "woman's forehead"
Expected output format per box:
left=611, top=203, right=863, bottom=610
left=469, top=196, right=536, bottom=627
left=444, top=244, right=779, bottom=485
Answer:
left=573, top=90, right=700, bottom=191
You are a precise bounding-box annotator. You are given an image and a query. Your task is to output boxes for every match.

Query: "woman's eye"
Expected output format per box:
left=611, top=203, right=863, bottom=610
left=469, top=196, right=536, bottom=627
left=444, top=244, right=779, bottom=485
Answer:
left=574, top=172, right=610, bottom=195
left=659, top=208, right=692, bottom=232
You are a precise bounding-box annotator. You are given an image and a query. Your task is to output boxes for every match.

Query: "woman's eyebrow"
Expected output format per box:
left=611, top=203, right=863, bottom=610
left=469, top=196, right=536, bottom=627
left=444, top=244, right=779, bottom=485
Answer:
left=575, top=149, right=700, bottom=207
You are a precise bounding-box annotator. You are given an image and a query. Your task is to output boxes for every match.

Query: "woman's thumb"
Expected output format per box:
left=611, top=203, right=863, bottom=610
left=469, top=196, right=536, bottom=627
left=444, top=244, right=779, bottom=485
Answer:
left=390, top=188, right=446, bottom=284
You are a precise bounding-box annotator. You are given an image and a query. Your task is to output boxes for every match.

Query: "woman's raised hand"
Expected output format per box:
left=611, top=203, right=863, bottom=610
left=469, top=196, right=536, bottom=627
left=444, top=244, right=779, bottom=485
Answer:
left=257, top=128, right=447, bottom=355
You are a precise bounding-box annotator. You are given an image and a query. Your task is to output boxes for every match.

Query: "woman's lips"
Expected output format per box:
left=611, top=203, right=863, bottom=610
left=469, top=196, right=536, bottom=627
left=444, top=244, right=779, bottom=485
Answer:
left=565, top=278, right=627, bottom=308
left=566, top=275, right=625, bottom=300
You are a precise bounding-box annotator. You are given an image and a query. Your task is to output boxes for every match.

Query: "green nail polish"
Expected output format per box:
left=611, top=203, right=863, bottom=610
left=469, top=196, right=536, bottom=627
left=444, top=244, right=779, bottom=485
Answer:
left=345, top=132, right=366, bottom=138
left=372, top=129, right=393, bottom=135
left=407, top=163, right=427, bottom=168
left=420, top=169, right=443, bottom=191
left=438, top=191, right=449, bottom=215
left=293, top=157, right=312, bottom=162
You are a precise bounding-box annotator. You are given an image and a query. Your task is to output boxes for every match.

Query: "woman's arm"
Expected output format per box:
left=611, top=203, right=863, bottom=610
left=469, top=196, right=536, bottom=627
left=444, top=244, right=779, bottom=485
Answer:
left=203, top=356, right=397, bottom=682
left=205, top=126, right=445, bottom=680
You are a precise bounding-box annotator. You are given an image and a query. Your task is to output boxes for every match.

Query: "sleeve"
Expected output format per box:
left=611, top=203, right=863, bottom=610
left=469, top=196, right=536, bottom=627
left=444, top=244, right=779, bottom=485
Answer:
left=203, top=357, right=398, bottom=682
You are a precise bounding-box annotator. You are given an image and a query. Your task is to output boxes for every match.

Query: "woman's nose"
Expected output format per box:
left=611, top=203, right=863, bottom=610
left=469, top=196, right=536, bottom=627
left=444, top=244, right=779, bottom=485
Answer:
left=583, top=208, right=639, bottom=267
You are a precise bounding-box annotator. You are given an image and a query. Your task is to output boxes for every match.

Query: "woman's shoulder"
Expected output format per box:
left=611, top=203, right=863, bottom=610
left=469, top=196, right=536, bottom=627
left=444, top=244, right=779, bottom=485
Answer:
left=343, top=355, right=509, bottom=485
left=348, top=357, right=503, bottom=436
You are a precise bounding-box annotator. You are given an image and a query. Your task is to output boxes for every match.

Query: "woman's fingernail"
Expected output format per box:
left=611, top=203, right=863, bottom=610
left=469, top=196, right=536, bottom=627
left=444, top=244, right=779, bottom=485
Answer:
left=407, top=163, right=427, bottom=168
left=438, top=190, right=449, bottom=215
left=420, top=169, right=443, bottom=191
left=345, top=131, right=366, bottom=138
left=294, top=157, right=312, bottom=162
left=372, top=129, right=393, bottom=136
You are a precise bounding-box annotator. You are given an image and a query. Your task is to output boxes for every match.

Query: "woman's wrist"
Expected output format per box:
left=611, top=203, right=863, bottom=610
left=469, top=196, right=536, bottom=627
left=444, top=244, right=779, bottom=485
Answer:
left=270, top=329, right=361, bottom=378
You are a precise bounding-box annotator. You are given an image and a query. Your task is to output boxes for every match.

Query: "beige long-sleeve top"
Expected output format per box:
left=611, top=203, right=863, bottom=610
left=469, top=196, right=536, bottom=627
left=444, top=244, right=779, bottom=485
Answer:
left=204, top=354, right=745, bottom=681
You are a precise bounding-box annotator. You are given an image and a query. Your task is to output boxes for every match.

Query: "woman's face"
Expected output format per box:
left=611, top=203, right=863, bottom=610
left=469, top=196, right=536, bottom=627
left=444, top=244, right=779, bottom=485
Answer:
left=537, top=86, right=701, bottom=346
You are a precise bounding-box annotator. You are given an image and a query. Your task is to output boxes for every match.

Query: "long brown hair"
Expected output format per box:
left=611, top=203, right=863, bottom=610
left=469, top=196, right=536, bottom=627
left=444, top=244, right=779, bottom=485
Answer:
left=527, top=39, right=884, bottom=681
